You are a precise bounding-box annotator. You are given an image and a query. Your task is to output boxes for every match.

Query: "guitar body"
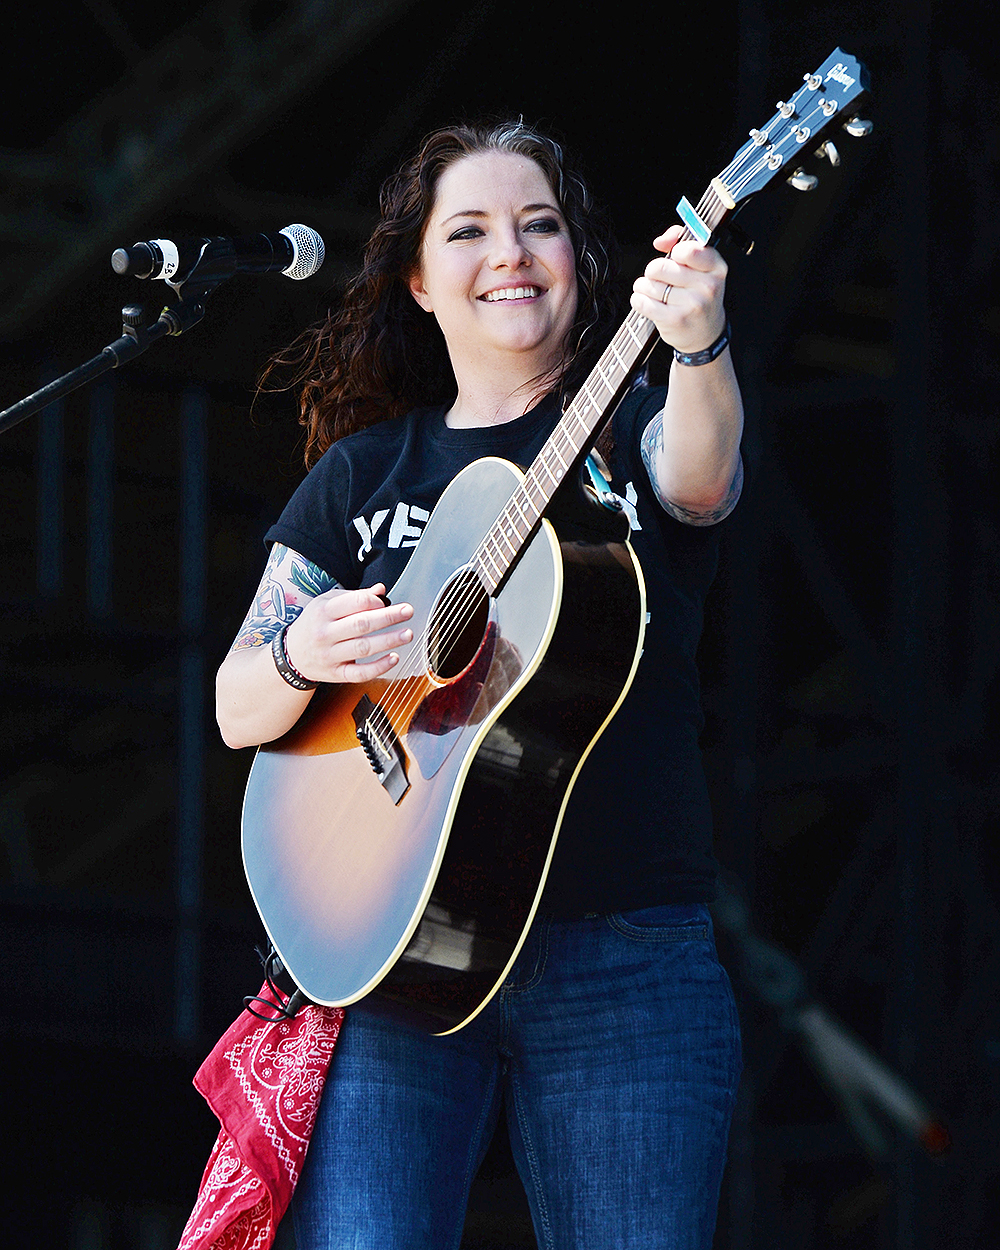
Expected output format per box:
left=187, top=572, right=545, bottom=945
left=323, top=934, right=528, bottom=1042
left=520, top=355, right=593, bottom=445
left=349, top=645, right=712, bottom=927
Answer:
left=242, top=456, right=646, bottom=1033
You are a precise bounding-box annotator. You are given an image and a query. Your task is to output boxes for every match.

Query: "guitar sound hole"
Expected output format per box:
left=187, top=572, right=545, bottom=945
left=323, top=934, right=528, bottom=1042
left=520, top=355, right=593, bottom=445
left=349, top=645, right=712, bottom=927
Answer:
left=428, top=568, right=490, bottom=681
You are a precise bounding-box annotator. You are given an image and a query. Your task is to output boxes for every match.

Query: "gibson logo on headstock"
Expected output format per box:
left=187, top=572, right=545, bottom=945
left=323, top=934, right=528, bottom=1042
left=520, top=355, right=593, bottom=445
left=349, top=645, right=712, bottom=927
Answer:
left=825, top=63, right=857, bottom=91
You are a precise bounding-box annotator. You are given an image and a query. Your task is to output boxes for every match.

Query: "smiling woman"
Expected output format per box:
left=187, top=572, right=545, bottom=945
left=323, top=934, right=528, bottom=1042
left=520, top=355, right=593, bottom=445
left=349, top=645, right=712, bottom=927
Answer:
left=214, top=118, right=744, bottom=1250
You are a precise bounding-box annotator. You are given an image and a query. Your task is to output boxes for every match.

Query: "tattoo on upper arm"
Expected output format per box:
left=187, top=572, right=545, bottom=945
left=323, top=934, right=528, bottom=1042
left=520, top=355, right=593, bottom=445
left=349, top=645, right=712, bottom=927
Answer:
left=231, top=544, right=340, bottom=651
left=640, top=409, right=744, bottom=527
left=658, top=456, right=744, bottom=526
left=640, top=409, right=666, bottom=493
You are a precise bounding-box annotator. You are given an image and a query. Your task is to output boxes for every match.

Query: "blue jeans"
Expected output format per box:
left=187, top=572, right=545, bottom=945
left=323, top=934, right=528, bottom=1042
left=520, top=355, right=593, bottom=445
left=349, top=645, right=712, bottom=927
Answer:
left=292, top=904, right=741, bottom=1250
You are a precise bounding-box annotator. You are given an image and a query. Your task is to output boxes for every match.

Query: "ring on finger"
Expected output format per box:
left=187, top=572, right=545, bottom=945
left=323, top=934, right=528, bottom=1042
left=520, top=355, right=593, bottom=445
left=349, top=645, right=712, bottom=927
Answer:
left=661, top=284, right=672, bottom=305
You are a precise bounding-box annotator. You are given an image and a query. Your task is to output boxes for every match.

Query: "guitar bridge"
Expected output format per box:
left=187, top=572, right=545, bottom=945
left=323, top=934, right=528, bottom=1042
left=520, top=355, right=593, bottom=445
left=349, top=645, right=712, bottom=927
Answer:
left=352, top=694, right=410, bottom=804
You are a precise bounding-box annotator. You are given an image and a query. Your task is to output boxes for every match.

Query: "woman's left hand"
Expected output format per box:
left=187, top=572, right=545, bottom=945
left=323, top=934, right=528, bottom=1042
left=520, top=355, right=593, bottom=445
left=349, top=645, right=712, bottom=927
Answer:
left=629, top=224, right=728, bottom=355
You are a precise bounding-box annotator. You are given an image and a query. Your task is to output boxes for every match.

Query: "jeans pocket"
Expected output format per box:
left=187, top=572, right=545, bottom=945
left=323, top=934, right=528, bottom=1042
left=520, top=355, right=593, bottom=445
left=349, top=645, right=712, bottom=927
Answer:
left=608, top=903, right=711, bottom=942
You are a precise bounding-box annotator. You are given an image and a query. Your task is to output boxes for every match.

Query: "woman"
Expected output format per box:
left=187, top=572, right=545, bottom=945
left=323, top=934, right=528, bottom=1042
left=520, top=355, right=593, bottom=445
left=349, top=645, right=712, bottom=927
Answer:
left=217, top=121, right=743, bottom=1250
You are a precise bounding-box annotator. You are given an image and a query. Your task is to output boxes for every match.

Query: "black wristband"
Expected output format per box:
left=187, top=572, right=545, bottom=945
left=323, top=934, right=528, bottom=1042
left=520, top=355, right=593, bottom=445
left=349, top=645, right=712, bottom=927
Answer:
left=271, top=625, right=317, bottom=691
left=673, top=320, right=731, bottom=367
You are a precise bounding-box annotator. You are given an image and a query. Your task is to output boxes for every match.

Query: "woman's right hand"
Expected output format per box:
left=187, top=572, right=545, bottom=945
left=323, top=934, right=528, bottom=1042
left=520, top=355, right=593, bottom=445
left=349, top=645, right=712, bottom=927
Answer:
left=216, top=545, right=414, bottom=749
left=283, top=583, right=414, bottom=684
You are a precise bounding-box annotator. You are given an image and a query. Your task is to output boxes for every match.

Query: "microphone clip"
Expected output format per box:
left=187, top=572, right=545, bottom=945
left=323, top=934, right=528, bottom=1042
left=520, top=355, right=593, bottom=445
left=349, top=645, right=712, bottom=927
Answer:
left=152, top=237, right=237, bottom=300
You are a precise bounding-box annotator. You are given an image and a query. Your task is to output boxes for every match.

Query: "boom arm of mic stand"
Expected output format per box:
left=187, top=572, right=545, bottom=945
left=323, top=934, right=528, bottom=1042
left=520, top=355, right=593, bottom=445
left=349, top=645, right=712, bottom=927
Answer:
left=0, top=297, right=207, bottom=436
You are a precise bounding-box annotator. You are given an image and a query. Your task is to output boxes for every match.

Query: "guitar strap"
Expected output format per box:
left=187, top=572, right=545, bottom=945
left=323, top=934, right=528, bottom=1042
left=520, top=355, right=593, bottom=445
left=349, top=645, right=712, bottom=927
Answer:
left=244, top=942, right=315, bottom=1022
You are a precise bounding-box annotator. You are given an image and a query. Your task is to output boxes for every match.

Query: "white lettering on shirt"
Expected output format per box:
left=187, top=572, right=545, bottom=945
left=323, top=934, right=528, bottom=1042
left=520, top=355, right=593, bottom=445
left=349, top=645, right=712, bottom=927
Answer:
left=353, top=502, right=431, bottom=562
left=352, top=508, right=390, bottom=562
left=388, top=502, right=430, bottom=549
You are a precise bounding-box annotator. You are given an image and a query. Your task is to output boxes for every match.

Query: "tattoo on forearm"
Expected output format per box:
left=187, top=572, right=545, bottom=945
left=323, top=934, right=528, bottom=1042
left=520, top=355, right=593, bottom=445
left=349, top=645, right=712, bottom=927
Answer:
left=641, top=409, right=744, bottom=526
left=231, top=544, right=340, bottom=650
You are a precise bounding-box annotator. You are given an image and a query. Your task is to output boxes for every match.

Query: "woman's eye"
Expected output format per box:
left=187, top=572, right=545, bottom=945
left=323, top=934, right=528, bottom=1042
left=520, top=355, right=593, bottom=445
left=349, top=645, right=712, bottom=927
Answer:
left=525, top=218, right=561, bottom=234
left=448, top=226, right=483, bottom=241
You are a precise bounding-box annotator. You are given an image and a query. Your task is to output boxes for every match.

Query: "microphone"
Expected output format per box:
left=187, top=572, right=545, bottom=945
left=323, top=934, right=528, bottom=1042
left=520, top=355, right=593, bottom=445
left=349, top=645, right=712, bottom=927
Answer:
left=111, top=224, right=325, bottom=284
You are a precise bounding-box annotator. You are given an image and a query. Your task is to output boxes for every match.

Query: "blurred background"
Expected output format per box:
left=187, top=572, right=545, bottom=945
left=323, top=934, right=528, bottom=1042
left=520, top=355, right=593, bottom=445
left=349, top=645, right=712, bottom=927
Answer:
left=1, top=1, right=996, bottom=1247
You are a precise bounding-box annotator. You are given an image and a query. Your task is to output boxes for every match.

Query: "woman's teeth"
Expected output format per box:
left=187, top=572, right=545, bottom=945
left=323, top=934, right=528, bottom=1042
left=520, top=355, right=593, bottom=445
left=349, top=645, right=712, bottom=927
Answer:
left=483, top=286, right=540, bottom=302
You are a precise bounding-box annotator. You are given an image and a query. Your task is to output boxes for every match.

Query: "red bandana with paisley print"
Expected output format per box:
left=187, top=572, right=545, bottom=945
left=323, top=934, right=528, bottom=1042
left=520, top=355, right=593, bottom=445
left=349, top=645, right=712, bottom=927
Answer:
left=178, top=985, right=344, bottom=1250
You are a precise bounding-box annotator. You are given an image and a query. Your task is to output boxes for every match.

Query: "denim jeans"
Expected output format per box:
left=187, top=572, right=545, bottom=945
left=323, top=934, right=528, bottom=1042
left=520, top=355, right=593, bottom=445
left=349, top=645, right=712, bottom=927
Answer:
left=291, top=904, right=741, bottom=1250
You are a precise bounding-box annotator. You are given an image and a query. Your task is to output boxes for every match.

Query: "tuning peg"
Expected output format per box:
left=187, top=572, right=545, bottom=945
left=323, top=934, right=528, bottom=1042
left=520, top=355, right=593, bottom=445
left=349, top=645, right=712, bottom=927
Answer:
left=815, top=140, right=841, bottom=166
left=843, top=117, right=873, bottom=138
left=788, top=168, right=819, bottom=192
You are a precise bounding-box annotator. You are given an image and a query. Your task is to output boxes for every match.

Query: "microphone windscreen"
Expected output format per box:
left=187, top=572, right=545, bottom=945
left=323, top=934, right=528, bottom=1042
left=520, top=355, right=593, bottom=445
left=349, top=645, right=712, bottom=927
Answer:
left=280, top=225, right=325, bottom=280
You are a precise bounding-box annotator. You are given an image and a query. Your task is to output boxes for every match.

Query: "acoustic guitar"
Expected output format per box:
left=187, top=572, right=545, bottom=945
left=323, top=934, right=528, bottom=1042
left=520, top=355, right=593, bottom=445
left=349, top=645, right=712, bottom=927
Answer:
left=242, top=48, right=871, bottom=1034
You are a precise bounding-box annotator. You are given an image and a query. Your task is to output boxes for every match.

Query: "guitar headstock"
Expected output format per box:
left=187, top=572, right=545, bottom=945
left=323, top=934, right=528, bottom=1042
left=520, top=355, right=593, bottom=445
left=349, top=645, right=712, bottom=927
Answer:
left=717, top=48, right=872, bottom=208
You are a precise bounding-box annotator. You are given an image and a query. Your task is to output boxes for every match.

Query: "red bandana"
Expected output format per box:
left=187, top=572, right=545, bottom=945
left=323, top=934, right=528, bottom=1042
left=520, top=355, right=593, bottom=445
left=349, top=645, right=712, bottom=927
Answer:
left=178, top=985, right=344, bottom=1250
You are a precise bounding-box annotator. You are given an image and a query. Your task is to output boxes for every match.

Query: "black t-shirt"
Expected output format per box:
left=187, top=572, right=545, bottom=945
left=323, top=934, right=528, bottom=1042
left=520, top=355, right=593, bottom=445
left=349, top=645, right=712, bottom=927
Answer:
left=266, top=385, right=725, bottom=915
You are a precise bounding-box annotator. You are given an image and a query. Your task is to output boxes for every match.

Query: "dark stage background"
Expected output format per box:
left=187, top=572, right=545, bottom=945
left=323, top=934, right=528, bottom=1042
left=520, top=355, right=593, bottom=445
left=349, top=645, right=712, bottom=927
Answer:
left=2, top=2, right=996, bottom=1247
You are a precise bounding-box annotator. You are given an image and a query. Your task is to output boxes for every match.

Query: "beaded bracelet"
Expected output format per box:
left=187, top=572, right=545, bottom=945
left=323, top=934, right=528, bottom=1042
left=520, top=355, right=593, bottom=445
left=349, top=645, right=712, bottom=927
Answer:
left=674, top=320, right=731, bottom=367
left=271, top=625, right=317, bottom=691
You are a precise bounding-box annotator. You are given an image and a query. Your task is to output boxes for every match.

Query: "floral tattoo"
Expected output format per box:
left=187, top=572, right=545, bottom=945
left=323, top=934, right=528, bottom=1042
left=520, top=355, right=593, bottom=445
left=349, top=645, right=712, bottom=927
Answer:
left=232, top=544, right=340, bottom=650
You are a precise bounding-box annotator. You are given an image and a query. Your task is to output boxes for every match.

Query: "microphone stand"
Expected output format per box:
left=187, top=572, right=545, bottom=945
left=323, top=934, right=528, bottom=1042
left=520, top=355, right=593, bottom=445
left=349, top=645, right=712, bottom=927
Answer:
left=0, top=299, right=208, bottom=435
left=1, top=238, right=242, bottom=436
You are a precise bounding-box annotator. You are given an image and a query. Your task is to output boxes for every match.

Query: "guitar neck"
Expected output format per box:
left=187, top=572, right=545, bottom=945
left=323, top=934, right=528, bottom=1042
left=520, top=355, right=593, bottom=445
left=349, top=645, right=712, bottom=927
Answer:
left=471, top=184, right=733, bottom=596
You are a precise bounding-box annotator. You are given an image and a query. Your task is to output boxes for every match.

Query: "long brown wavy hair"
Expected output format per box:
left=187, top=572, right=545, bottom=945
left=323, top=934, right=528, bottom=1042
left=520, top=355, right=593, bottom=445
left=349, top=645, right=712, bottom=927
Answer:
left=262, top=120, right=621, bottom=468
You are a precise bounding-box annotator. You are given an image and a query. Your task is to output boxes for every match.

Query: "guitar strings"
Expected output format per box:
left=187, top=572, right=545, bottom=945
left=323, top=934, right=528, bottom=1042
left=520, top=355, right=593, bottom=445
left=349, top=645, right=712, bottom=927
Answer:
left=363, top=126, right=803, bottom=746
left=366, top=327, right=678, bottom=736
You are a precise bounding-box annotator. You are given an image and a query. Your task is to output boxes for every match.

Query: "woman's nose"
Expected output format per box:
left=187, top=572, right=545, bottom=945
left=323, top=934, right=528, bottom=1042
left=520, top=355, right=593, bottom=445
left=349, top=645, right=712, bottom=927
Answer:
left=489, top=227, right=531, bottom=269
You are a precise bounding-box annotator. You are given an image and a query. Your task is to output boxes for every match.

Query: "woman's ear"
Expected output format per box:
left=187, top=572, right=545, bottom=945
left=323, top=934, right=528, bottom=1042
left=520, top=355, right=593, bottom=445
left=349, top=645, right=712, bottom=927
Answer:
left=407, top=269, right=433, bottom=313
